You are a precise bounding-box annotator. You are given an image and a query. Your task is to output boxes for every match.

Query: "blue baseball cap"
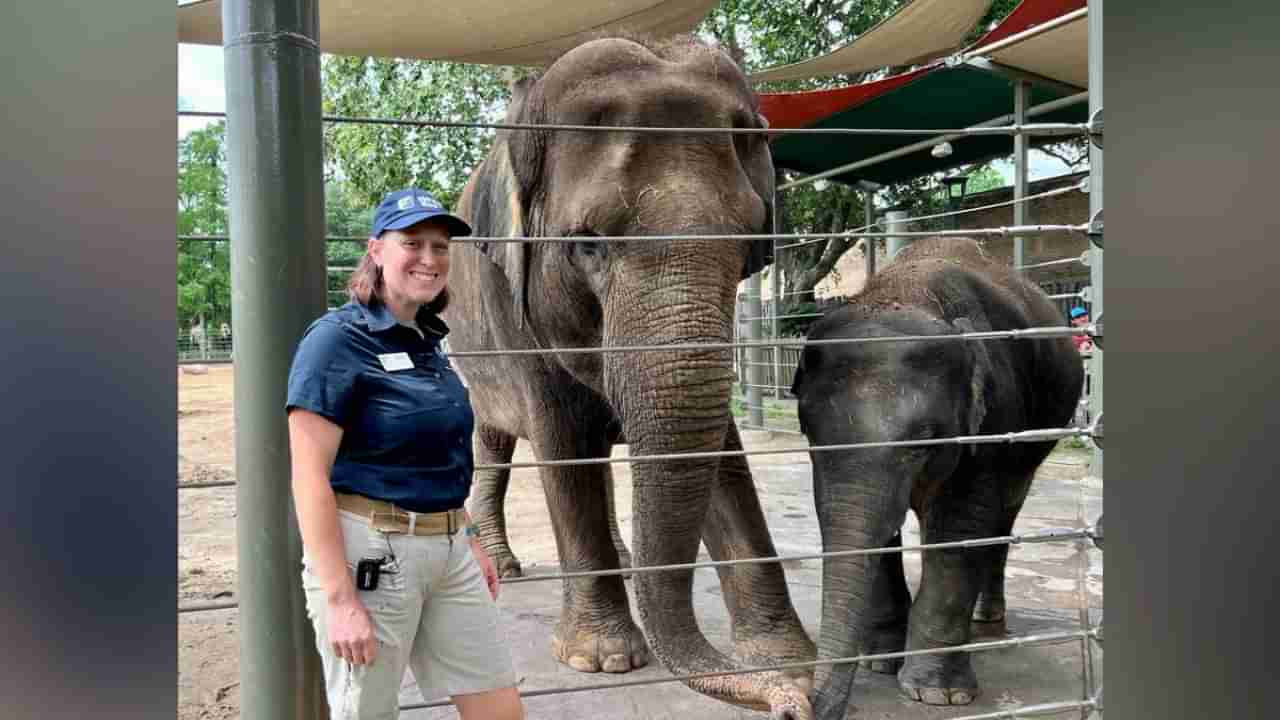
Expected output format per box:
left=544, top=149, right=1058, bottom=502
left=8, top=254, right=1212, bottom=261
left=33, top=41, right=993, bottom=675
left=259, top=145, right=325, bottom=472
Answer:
left=371, top=188, right=472, bottom=238
left=1069, top=306, right=1088, bottom=318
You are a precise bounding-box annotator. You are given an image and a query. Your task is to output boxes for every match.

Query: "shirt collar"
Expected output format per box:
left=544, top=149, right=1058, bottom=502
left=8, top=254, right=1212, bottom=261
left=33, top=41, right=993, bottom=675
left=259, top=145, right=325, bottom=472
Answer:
left=357, top=300, right=449, bottom=338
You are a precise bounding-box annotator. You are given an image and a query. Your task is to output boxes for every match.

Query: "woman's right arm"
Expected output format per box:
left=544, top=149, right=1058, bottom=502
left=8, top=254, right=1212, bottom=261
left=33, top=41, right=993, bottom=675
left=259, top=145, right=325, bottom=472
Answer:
left=288, top=407, right=378, bottom=665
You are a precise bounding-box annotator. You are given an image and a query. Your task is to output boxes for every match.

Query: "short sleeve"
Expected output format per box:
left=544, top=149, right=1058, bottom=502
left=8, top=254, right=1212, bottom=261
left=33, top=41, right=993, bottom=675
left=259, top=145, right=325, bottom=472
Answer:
left=286, top=318, right=359, bottom=425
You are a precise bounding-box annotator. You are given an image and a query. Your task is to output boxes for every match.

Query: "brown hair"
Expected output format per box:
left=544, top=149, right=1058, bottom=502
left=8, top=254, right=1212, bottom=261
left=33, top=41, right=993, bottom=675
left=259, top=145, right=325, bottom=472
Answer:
left=347, top=246, right=450, bottom=315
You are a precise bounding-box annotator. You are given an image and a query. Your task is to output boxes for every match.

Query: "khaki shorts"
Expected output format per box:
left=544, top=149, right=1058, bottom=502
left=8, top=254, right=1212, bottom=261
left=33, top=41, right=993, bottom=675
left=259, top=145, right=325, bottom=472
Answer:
left=302, top=510, right=517, bottom=719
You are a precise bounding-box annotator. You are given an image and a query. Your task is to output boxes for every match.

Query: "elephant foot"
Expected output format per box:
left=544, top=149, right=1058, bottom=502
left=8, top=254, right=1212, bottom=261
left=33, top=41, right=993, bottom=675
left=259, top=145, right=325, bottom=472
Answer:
left=552, top=613, right=649, bottom=673
left=972, top=593, right=1006, bottom=624
left=898, top=650, right=979, bottom=705
left=860, top=622, right=908, bottom=675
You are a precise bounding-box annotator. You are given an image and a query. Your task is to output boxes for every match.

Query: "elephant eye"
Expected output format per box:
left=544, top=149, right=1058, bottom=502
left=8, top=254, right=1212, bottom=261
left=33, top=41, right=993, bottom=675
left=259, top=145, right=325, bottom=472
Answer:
left=570, top=230, right=605, bottom=258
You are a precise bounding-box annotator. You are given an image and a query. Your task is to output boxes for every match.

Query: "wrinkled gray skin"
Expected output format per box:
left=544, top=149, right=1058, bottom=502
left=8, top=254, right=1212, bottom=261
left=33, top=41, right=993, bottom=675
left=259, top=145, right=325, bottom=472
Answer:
left=790, top=238, right=1084, bottom=720
left=443, top=35, right=816, bottom=719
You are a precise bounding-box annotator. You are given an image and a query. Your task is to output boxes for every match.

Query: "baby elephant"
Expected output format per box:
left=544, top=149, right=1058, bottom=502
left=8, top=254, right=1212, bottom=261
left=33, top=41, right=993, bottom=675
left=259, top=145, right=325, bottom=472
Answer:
left=792, top=237, right=1084, bottom=720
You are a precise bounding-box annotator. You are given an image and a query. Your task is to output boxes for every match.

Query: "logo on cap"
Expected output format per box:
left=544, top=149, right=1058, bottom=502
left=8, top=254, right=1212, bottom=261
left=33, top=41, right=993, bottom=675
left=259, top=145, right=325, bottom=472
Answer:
left=418, top=196, right=441, bottom=209
left=397, top=196, right=415, bottom=211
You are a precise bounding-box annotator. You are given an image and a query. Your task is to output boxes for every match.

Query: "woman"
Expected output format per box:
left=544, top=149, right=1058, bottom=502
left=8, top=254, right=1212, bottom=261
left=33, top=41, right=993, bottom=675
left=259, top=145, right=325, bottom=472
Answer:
left=286, top=188, right=524, bottom=719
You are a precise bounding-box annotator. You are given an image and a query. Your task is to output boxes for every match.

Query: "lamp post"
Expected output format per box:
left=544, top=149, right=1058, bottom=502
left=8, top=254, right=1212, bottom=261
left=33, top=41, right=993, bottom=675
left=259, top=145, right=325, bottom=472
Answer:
left=944, top=175, right=970, bottom=230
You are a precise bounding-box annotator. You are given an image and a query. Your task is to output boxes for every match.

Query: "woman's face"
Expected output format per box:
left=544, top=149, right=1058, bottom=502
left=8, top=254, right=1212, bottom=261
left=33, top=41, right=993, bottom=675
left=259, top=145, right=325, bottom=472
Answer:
left=370, top=220, right=451, bottom=312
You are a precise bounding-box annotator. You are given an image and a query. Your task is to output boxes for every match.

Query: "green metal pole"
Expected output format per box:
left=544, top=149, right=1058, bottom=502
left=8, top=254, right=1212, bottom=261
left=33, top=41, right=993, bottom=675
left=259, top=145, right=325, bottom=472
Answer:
left=1087, top=0, right=1103, bottom=486
left=1013, top=80, right=1030, bottom=271
left=746, top=270, right=764, bottom=428
left=223, top=0, right=328, bottom=717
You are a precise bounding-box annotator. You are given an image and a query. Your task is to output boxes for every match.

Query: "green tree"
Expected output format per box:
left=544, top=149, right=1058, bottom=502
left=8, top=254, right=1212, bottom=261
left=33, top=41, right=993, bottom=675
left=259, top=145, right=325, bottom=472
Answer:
left=322, top=57, right=513, bottom=208
left=177, top=122, right=230, bottom=334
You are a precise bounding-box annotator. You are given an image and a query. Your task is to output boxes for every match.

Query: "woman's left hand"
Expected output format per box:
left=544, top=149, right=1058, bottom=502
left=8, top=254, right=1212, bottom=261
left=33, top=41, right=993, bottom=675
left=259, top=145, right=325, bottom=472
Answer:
left=470, top=538, right=500, bottom=600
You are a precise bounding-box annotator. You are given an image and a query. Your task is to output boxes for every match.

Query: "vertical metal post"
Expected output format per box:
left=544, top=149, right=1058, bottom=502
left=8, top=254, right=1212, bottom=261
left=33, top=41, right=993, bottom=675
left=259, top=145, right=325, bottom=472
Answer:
left=885, top=210, right=909, bottom=262
left=861, top=184, right=877, bottom=279
left=1087, top=0, right=1103, bottom=479
left=1013, top=80, right=1030, bottom=271
left=746, top=269, right=764, bottom=428
left=771, top=186, right=783, bottom=399
left=223, top=0, right=328, bottom=717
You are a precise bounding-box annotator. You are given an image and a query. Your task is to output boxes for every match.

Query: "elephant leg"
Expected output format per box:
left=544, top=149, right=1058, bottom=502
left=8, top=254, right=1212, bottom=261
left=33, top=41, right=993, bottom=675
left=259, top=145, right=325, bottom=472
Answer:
left=604, top=466, right=632, bottom=570
left=861, top=531, right=912, bottom=674
left=974, top=468, right=1036, bottom=625
left=535, top=426, right=648, bottom=674
left=899, top=470, right=1005, bottom=706
left=702, top=423, right=815, bottom=688
left=467, top=424, right=522, bottom=578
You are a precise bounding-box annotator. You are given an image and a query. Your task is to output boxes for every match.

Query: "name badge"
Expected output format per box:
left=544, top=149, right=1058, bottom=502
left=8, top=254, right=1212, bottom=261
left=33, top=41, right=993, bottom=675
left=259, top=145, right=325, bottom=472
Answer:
left=378, top=352, right=414, bottom=372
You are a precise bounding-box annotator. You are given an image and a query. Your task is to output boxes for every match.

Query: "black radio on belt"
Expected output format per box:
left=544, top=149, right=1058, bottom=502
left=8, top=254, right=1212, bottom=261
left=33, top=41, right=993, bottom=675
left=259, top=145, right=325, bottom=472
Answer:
left=356, top=557, right=386, bottom=591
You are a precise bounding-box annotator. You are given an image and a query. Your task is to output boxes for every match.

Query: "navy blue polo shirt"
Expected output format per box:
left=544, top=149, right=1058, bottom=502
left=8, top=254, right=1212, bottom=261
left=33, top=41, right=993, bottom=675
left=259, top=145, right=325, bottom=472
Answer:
left=286, top=301, right=474, bottom=513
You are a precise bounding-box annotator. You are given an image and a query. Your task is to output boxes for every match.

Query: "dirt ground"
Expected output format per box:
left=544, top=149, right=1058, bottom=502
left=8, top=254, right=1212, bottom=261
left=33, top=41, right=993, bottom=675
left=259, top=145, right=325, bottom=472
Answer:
left=178, top=365, right=1101, bottom=720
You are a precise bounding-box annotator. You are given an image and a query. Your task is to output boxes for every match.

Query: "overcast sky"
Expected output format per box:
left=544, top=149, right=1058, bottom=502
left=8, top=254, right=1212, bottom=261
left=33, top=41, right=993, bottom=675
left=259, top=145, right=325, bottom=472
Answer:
left=178, top=43, right=1074, bottom=182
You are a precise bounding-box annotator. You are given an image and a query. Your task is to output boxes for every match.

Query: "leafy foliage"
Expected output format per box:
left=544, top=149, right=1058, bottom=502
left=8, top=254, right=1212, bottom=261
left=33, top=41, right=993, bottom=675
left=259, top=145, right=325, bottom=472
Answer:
left=321, top=57, right=513, bottom=208
left=177, top=122, right=229, bottom=332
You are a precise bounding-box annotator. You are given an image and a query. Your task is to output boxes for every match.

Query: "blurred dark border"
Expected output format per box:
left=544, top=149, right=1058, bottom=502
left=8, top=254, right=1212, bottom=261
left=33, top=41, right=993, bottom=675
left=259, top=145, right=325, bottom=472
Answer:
left=1110, top=2, right=1280, bottom=719
left=0, top=3, right=176, bottom=719
left=1, top=2, right=1278, bottom=719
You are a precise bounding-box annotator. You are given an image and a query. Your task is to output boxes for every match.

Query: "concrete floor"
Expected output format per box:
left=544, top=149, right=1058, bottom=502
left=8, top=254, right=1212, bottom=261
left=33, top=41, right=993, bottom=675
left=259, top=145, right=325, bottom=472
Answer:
left=401, top=430, right=1104, bottom=719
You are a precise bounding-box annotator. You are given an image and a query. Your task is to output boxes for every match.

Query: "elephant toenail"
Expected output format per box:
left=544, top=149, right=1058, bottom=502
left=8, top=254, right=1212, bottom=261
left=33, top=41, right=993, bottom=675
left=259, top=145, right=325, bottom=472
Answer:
left=920, top=688, right=949, bottom=705
left=952, top=691, right=973, bottom=704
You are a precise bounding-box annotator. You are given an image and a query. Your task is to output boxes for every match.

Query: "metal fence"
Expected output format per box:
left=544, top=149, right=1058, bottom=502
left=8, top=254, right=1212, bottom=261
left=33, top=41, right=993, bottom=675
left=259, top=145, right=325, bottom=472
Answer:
left=177, top=2, right=1103, bottom=716
left=178, top=331, right=233, bottom=363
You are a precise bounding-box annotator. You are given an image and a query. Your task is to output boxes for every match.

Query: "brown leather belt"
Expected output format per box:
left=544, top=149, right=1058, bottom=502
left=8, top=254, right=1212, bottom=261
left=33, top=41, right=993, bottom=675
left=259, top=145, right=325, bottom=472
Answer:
left=335, top=492, right=465, bottom=536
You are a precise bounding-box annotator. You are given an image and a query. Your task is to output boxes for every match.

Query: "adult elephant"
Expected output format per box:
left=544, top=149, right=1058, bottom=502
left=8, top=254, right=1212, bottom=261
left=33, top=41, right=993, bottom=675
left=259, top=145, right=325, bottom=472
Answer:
left=442, top=35, right=816, bottom=718
left=789, top=237, right=1084, bottom=719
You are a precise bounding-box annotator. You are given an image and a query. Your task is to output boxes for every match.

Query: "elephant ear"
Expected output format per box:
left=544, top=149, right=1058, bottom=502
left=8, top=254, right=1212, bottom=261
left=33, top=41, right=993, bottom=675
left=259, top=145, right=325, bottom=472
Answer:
left=741, top=112, right=776, bottom=280
left=953, top=317, right=991, bottom=447
left=472, top=74, right=542, bottom=328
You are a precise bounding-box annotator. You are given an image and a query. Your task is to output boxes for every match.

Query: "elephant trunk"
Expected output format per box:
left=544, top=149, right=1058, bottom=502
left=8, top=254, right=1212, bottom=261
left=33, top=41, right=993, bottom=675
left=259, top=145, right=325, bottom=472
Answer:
left=810, top=456, right=909, bottom=720
left=602, top=249, right=809, bottom=717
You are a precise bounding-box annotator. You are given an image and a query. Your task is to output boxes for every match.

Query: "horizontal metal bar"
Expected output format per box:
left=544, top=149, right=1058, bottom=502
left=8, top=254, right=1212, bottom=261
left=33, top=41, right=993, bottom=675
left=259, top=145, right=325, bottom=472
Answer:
left=946, top=697, right=1098, bottom=720
left=177, top=526, right=1092, bottom=613
left=181, top=225, right=1083, bottom=247
left=400, top=629, right=1094, bottom=709
left=738, top=312, right=824, bottom=322
left=179, top=235, right=366, bottom=243
left=502, top=526, right=1091, bottom=585
left=735, top=423, right=805, bottom=435
left=454, top=225, right=1085, bottom=244
left=178, top=599, right=237, bottom=614
left=772, top=181, right=1087, bottom=252
left=180, top=480, right=236, bottom=489
left=1047, top=292, right=1084, bottom=300
left=179, top=110, right=1086, bottom=138
left=445, top=326, right=1088, bottom=359
left=177, top=423, right=1087, bottom=491
left=779, top=91, right=1089, bottom=191
left=963, top=7, right=1089, bottom=61
left=476, top=426, right=1085, bottom=472
left=1019, top=256, right=1085, bottom=271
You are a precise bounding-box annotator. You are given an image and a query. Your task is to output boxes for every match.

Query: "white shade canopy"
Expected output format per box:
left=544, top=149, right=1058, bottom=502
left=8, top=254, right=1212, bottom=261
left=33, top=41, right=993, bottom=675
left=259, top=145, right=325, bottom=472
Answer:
left=748, top=0, right=993, bottom=84
left=177, top=0, right=719, bottom=66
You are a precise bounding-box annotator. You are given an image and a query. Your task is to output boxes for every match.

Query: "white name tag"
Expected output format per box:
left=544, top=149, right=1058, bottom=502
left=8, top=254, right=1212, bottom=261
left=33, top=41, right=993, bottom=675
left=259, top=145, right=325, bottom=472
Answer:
left=378, top=352, right=414, bottom=372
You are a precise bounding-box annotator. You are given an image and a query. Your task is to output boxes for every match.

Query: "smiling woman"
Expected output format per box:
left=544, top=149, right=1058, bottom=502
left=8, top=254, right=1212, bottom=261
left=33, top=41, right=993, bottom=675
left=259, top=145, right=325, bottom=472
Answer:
left=286, top=187, right=526, bottom=720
